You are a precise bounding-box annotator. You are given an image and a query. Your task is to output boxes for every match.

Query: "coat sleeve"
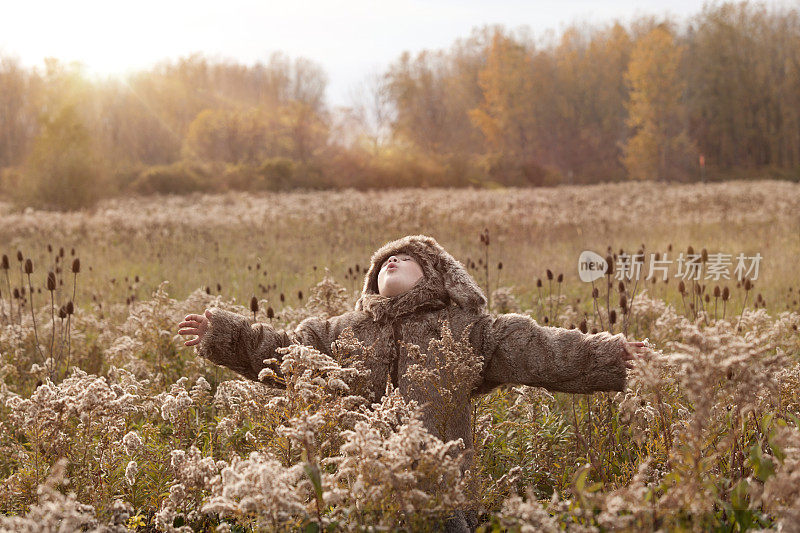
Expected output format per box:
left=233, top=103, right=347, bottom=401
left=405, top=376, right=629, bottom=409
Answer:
left=473, top=312, right=629, bottom=395
left=194, top=308, right=353, bottom=386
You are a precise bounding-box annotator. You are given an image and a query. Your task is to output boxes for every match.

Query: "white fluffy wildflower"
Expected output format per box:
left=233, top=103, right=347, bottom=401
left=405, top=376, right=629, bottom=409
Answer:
left=202, top=451, right=307, bottom=526
left=157, top=377, right=194, bottom=423
left=498, top=488, right=559, bottom=533
left=122, top=430, right=143, bottom=455
left=125, top=460, right=138, bottom=486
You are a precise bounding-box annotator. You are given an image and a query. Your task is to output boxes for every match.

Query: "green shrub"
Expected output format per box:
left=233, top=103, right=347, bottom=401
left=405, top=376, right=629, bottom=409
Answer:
left=132, top=161, right=215, bottom=195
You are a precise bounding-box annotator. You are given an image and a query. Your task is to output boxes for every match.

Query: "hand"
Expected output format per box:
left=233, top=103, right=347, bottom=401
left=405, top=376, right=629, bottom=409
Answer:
left=178, top=309, right=213, bottom=347
left=622, top=340, right=649, bottom=369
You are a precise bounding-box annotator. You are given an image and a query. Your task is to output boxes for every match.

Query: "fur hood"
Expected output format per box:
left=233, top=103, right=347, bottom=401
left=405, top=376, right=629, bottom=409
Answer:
left=355, top=235, right=487, bottom=322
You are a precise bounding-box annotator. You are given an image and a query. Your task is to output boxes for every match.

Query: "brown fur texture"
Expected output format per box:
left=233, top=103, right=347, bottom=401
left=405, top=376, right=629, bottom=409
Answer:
left=196, top=235, right=630, bottom=528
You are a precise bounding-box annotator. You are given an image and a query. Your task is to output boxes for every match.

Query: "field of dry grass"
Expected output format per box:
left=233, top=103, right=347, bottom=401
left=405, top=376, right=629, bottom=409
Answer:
left=0, top=179, right=798, bottom=531
left=0, top=179, right=797, bottom=317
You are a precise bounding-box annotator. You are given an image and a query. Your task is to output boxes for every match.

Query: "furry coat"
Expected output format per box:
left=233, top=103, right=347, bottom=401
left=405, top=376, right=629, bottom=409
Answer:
left=196, top=234, right=629, bottom=467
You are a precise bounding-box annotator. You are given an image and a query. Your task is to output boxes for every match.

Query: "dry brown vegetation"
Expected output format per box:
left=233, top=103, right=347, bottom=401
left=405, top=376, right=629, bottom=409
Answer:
left=0, top=180, right=798, bottom=531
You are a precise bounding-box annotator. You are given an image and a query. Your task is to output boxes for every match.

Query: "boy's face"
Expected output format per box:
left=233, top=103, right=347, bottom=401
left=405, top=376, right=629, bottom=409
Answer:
left=377, top=253, right=424, bottom=297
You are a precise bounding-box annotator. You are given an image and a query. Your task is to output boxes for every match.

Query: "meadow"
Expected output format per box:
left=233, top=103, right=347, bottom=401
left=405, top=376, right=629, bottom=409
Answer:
left=0, top=179, right=798, bottom=531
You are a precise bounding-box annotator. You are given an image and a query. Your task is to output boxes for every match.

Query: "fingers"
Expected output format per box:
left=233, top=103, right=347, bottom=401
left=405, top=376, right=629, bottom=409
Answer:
left=184, top=337, right=200, bottom=347
left=205, top=309, right=213, bottom=319
left=178, top=327, right=200, bottom=336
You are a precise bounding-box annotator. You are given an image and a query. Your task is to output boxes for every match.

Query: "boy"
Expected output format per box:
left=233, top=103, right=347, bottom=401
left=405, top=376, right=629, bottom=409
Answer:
left=178, top=235, right=644, bottom=529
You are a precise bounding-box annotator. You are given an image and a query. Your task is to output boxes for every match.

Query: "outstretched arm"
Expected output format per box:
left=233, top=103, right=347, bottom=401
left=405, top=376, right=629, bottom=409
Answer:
left=181, top=308, right=294, bottom=385
left=179, top=308, right=364, bottom=386
left=474, top=313, right=643, bottom=395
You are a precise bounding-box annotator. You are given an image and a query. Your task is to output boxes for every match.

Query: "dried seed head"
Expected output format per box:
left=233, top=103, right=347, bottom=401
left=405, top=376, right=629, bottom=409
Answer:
left=591, top=327, right=598, bottom=334
left=722, top=286, right=730, bottom=301
left=704, top=294, right=710, bottom=303
left=66, top=301, right=74, bottom=315
left=59, top=247, right=64, bottom=257
left=13, top=288, right=19, bottom=299
left=678, top=280, right=686, bottom=295
left=250, top=296, right=258, bottom=313
left=701, top=248, right=708, bottom=262
left=16, top=251, right=23, bottom=262
left=355, top=264, right=360, bottom=273
left=744, top=279, right=752, bottom=291
left=205, top=286, right=210, bottom=295
left=714, top=286, right=721, bottom=298
left=58, top=306, right=67, bottom=319
left=537, top=278, right=542, bottom=288
left=546, top=269, right=553, bottom=281
left=605, top=256, right=614, bottom=275
left=609, top=309, right=617, bottom=325
left=298, top=290, right=303, bottom=301
left=280, top=293, right=285, bottom=303
left=687, top=245, right=694, bottom=255
left=668, top=243, right=673, bottom=251
left=579, top=319, right=588, bottom=333
left=1, top=255, right=7, bottom=269
left=592, top=287, right=599, bottom=298
left=267, top=306, right=274, bottom=319
left=46, top=271, right=56, bottom=291
left=618, top=281, right=625, bottom=293
left=497, top=262, right=503, bottom=270
left=71, top=258, right=80, bottom=273
left=619, top=294, right=628, bottom=311
left=216, top=283, right=222, bottom=292
left=24, top=258, right=32, bottom=274
left=557, top=273, right=563, bottom=283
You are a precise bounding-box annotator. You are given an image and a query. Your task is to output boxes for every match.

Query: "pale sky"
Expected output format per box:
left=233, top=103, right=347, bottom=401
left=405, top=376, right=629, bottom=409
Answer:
left=0, top=0, right=793, bottom=107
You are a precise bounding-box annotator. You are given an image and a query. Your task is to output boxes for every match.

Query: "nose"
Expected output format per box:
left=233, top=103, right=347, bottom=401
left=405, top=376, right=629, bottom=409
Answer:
left=387, top=256, right=398, bottom=263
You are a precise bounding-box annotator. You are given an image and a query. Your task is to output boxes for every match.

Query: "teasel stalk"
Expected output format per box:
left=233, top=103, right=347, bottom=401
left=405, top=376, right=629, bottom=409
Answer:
left=480, top=228, right=490, bottom=310
left=250, top=295, right=259, bottom=322
left=47, top=271, right=56, bottom=363
left=546, top=269, right=554, bottom=323
left=605, top=254, right=614, bottom=332
left=535, top=278, right=543, bottom=322
left=553, top=273, right=563, bottom=324
left=721, top=286, right=730, bottom=320
left=24, top=258, right=46, bottom=366
left=678, top=280, right=690, bottom=319
left=590, top=284, right=605, bottom=331
left=16, top=251, right=24, bottom=321
left=2, top=254, right=11, bottom=324
left=65, top=258, right=80, bottom=376
left=736, top=278, right=753, bottom=333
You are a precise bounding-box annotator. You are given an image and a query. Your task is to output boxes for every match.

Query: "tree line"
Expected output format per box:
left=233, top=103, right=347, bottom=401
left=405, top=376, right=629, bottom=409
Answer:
left=0, top=1, right=798, bottom=209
